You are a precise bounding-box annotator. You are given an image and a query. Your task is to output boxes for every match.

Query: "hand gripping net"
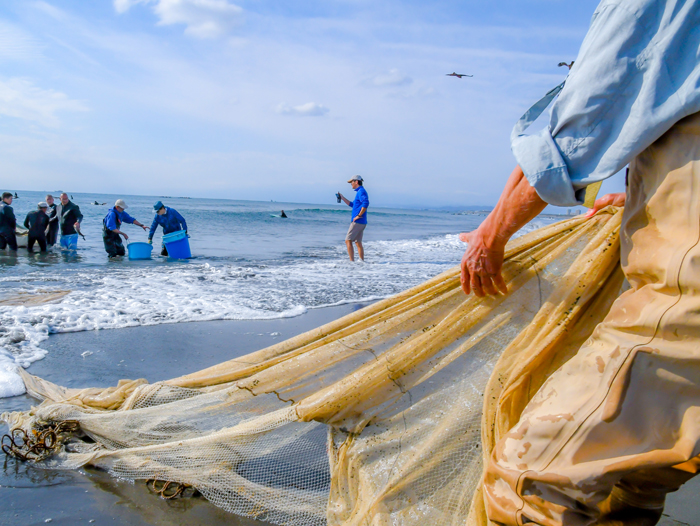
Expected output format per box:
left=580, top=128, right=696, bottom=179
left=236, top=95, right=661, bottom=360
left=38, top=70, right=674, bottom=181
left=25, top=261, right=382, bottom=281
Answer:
left=1, top=209, right=624, bottom=526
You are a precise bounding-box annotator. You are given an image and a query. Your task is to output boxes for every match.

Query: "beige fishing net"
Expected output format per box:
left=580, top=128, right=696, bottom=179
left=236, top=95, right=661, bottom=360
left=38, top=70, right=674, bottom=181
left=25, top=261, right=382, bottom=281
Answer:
left=1, top=208, right=624, bottom=526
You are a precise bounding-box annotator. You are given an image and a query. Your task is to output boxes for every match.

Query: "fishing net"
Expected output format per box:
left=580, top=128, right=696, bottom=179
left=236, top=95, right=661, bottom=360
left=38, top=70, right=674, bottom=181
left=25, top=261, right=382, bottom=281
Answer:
left=1, top=208, right=624, bottom=526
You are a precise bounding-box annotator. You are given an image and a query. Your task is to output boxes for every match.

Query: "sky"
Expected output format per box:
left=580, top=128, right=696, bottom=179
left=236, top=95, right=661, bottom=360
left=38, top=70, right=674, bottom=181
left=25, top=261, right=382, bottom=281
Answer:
left=0, top=0, right=625, bottom=208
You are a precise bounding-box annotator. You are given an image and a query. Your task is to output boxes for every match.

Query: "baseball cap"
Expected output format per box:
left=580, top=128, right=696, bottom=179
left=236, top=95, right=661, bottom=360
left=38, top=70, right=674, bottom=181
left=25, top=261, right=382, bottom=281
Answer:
left=153, top=200, right=164, bottom=211
left=115, top=199, right=128, bottom=209
left=38, top=202, right=48, bottom=209
left=347, top=175, right=364, bottom=183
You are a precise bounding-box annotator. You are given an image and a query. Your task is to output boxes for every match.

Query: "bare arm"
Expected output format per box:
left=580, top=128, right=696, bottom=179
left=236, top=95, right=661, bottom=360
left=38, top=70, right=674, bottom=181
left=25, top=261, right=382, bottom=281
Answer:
left=459, top=165, right=546, bottom=297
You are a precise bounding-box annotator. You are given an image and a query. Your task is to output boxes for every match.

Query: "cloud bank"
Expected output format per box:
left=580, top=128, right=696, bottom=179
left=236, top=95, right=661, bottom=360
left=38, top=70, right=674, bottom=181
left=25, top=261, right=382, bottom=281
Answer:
left=0, top=78, right=87, bottom=127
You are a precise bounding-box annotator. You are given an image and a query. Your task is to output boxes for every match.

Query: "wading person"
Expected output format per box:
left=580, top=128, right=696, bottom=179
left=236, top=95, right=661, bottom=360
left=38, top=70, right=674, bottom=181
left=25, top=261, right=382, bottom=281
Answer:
left=338, top=175, right=369, bottom=261
left=147, top=201, right=188, bottom=256
left=24, top=202, right=50, bottom=253
left=459, top=2, right=700, bottom=525
left=0, top=192, right=17, bottom=252
left=58, top=193, right=83, bottom=250
left=45, top=194, right=59, bottom=247
left=103, top=199, right=148, bottom=258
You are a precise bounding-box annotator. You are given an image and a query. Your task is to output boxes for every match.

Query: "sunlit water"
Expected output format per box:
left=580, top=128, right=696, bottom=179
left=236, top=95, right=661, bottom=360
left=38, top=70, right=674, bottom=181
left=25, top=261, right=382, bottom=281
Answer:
left=0, top=191, right=556, bottom=397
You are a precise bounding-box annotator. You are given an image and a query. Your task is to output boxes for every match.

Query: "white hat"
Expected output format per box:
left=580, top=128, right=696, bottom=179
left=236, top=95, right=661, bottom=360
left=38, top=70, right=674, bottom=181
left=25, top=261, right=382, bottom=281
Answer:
left=115, top=199, right=128, bottom=209
left=347, top=175, right=364, bottom=183
left=38, top=202, right=48, bottom=209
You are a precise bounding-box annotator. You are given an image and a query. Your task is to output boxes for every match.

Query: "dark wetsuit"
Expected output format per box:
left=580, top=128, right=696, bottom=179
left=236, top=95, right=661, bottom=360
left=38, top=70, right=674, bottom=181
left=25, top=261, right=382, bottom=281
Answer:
left=59, top=201, right=83, bottom=236
left=0, top=202, right=17, bottom=251
left=46, top=204, right=59, bottom=246
left=24, top=210, right=49, bottom=252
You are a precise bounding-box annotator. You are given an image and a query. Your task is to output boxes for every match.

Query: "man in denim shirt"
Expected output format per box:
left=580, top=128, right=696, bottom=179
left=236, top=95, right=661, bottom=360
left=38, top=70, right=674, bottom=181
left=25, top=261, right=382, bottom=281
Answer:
left=458, top=1, right=700, bottom=524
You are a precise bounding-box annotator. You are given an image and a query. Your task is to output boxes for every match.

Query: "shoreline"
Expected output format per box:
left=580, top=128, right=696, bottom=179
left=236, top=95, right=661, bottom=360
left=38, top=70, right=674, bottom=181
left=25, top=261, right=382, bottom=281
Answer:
left=1, top=301, right=698, bottom=526
left=0, top=303, right=363, bottom=526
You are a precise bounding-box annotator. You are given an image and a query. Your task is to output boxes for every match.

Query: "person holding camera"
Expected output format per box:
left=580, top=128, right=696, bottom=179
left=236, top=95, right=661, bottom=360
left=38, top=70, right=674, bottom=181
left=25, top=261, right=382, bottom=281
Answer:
left=338, top=175, right=369, bottom=261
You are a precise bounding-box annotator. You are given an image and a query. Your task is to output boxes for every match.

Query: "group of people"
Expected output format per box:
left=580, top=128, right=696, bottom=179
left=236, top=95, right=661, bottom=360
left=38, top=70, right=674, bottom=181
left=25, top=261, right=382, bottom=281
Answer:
left=1, top=176, right=370, bottom=261
left=0, top=192, right=83, bottom=253
left=102, top=199, right=187, bottom=258
left=0, top=192, right=188, bottom=258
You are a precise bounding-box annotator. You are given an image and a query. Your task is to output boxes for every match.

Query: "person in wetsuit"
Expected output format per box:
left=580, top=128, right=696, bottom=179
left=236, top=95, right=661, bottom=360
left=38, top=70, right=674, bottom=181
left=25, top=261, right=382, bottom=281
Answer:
left=24, top=202, right=50, bottom=252
left=58, top=193, right=84, bottom=249
left=103, top=199, right=148, bottom=258
left=0, top=192, right=17, bottom=252
left=45, top=195, right=59, bottom=247
left=148, top=201, right=188, bottom=256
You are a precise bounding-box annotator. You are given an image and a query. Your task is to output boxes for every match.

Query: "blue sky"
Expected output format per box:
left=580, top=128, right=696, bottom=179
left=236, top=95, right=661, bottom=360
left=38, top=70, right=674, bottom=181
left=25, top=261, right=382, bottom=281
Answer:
left=0, top=0, right=624, bottom=208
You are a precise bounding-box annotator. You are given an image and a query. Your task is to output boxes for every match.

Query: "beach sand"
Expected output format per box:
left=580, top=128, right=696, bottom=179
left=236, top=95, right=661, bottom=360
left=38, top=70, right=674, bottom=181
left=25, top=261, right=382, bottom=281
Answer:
left=1, top=302, right=698, bottom=526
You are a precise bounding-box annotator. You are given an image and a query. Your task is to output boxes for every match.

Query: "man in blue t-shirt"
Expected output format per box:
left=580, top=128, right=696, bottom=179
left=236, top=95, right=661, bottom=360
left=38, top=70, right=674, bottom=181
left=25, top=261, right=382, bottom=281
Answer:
left=103, top=199, right=148, bottom=257
left=338, top=175, right=369, bottom=261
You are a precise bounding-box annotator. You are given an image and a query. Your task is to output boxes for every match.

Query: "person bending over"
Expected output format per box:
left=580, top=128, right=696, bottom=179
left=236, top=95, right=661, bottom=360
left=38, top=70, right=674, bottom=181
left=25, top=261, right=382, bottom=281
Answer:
left=103, top=199, right=147, bottom=258
left=148, top=201, right=188, bottom=256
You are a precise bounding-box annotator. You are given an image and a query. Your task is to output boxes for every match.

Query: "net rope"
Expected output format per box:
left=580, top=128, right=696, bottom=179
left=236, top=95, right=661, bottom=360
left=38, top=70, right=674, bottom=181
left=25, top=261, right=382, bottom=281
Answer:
left=1, top=208, right=624, bottom=526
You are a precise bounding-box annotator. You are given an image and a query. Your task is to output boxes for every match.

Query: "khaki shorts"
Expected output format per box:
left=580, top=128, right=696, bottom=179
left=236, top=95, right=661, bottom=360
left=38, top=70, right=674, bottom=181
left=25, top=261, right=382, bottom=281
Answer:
left=345, top=222, right=366, bottom=242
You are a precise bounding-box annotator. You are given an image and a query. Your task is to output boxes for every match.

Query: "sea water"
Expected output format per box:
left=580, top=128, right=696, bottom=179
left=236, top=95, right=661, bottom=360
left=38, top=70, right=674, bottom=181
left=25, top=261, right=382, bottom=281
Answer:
left=0, top=191, right=554, bottom=398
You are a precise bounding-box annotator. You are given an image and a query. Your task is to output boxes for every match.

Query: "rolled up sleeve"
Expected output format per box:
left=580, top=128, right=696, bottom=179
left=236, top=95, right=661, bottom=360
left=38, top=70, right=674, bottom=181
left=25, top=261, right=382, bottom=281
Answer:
left=512, top=0, right=700, bottom=206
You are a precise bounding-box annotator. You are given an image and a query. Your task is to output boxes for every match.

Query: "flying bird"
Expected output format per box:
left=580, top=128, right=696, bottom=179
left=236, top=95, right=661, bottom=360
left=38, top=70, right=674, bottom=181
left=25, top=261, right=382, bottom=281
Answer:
left=558, top=61, right=575, bottom=70
left=446, top=72, right=473, bottom=78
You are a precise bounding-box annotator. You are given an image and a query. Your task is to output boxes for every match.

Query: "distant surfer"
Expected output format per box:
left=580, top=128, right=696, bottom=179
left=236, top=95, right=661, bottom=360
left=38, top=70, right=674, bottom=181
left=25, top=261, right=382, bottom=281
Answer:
left=148, top=201, right=188, bottom=256
left=13, top=192, right=19, bottom=199
left=0, top=192, right=17, bottom=252
left=280, top=210, right=288, bottom=218
left=337, top=175, right=369, bottom=261
left=102, top=199, right=148, bottom=258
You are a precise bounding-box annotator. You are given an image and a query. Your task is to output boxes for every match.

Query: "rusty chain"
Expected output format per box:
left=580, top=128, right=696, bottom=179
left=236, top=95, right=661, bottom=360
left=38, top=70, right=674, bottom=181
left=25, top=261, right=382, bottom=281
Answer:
left=1, top=421, right=80, bottom=462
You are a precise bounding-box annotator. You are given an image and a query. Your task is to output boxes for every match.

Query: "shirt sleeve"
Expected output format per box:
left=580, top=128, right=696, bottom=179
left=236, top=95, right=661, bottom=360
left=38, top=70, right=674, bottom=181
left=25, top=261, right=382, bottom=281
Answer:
left=358, top=188, right=369, bottom=208
left=513, top=0, right=700, bottom=206
left=121, top=211, right=136, bottom=224
left=23, top=213, right=30, bottom=229
left=74, top=206, right=83, bottom=223
left=148, top=216, right=158, bottom=239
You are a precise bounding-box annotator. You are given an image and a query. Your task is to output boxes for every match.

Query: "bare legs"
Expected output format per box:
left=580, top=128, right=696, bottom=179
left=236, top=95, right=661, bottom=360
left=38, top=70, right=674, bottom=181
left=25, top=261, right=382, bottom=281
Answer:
left=346, top=240, right=364, bottom=261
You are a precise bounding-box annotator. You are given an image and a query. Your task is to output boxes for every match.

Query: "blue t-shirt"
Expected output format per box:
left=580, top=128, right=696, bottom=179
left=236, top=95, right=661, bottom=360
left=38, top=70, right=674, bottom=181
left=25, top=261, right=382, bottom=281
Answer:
left=349, top=186, right=369, bottom=225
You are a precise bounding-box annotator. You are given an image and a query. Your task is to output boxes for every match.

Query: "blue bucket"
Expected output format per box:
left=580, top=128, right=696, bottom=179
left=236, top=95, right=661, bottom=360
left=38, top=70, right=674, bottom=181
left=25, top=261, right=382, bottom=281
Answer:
left=127, top=242, right=153, bottom=260
left=162, top=230, right=191, bottom=259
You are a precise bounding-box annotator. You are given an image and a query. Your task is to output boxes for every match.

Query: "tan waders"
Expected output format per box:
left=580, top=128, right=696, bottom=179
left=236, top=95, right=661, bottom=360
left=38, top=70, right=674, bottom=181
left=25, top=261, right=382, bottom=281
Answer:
left=484, top=112, right=700, bottom=525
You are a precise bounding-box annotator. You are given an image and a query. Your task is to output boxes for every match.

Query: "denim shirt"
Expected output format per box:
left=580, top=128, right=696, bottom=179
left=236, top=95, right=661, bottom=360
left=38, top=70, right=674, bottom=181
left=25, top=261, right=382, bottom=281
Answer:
left=512, top=0, right=700, bottom=207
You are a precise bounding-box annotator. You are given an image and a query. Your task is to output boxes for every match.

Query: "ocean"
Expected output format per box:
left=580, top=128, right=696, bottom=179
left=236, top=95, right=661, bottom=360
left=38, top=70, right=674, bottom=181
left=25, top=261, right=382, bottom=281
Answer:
left=0, top=191, right=553, bottom=399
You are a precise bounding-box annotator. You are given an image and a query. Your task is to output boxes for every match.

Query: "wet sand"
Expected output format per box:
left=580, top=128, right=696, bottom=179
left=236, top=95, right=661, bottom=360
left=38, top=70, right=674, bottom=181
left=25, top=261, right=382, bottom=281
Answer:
left=1, top=301, right=698, bottom=526
left=0, top=304, right=363, bottom=526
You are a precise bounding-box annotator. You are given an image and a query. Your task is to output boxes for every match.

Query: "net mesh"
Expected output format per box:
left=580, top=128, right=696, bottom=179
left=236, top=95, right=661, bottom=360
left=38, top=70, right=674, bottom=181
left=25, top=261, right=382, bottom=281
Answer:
left=1, top=208, right=624, bottom=526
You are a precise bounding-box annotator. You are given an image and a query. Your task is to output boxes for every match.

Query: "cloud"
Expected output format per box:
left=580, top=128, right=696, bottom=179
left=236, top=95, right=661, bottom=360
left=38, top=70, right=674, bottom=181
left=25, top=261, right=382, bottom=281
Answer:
left=275, top=102, right=329, bottom=117
left=0, top=78, right=87, bottom=127
left=363, top=68, right=413, bottom=88
left=114, top=0, right=242, bottom=38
